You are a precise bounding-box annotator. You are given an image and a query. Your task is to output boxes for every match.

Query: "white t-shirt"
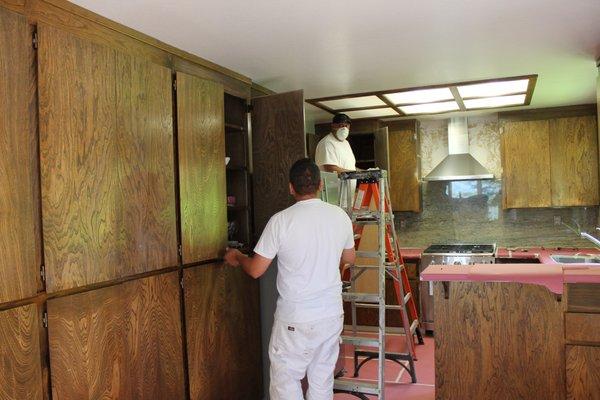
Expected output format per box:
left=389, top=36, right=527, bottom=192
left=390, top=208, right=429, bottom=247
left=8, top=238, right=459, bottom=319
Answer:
left=315, top=133, right=356, bottom=171
left=254, top=198, right=355, bottom=323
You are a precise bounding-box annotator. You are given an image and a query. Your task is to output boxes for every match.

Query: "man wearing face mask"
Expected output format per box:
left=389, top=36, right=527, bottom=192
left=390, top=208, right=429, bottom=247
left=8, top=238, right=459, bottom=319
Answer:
left=315, top=113, right=356, bottom=173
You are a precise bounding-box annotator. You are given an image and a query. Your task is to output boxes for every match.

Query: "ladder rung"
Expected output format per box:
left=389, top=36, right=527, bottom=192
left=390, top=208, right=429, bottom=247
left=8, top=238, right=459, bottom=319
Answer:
left=355, top=303, right=404, bottom=310
left=403, top=292, right=412, bottom=304
left=410, top=319, right=419, bottom=335
left=342, top=292, right=381, bottom=303
left=351, top=264, right=398, bottom=271
left=341, top=335, right=380, bottom=347
left=352, top=219, right=379, bottom=225
left=334, top=379, right=380, bottom=395
left=355, top=251, right=381, bottom=258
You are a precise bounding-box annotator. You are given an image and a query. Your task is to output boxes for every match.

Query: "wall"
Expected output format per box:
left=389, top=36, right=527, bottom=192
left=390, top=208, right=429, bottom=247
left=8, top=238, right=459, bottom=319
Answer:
left=397, top=113, right=600, bottom=248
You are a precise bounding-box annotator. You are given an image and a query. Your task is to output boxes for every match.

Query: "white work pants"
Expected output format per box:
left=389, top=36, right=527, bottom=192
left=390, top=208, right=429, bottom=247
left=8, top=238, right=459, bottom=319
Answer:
left=269, top=314, right=343, bottom=400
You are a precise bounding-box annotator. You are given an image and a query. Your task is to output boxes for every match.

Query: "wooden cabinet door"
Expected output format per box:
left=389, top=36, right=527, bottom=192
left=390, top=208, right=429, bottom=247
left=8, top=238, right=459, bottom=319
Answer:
left=47, top=272, right=185, bottom=399
left=38, top=25, right=177, bottom=292
left=550, top=116, right=599, bottom=206
left=251, top=90, right=305, bottom=235
left=501, top=120, right=552, bottom=208
left=566, top=345, right=600, bottom=400
left=184, top=263, right=262, bottom=400
left=0, top=6, right=41, bottom=303
left=388, top=127, right=421, bottom=212
left=176, top=72, right=227, bottom=264
left=0, top=303, right=44, bottom=400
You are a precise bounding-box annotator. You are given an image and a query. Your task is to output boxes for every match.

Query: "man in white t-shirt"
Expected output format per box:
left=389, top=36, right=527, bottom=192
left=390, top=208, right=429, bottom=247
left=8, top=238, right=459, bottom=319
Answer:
left=315, top=113, right=356, bottom=173
left=224, top=158, right=356, bottom=400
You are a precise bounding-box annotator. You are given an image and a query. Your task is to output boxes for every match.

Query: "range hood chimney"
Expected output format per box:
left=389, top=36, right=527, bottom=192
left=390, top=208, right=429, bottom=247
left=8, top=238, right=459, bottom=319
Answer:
left=423, top=117, right=494, bottom=181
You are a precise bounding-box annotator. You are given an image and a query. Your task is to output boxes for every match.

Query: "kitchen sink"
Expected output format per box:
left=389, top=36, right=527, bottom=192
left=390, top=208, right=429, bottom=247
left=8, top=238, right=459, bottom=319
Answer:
left=550, top=254, right=600, bottom=264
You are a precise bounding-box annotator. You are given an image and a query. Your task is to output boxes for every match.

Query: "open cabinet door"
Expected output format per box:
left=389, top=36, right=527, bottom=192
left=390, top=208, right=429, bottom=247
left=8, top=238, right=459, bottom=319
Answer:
left=251, top=90, right=305, bottom=236
left=374, top=126, right=390, bottom=172
left=251, top=90, right=305, bottom=398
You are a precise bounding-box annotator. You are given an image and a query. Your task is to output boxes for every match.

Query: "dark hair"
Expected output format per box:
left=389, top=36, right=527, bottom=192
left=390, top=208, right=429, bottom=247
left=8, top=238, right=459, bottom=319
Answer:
left=332, top=113, right=351, bottom=125
left=289, top=158, right=321, bottom=195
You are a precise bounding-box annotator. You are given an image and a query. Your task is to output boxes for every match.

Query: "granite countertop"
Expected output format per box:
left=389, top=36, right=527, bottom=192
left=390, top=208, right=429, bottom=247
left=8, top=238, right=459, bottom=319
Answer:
left=400, top=246, right=600, bottom=264
left=415, top=246, right=600, bottom=293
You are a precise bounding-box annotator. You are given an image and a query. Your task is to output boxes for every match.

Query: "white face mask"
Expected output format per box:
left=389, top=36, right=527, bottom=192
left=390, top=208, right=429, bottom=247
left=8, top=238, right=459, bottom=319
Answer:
left=335, top=127, right=349, bottom=140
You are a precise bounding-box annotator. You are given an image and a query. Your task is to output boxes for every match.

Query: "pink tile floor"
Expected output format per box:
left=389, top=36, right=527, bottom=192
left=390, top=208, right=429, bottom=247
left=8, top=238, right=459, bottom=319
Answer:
left=334, top=330, right=435, bottom=399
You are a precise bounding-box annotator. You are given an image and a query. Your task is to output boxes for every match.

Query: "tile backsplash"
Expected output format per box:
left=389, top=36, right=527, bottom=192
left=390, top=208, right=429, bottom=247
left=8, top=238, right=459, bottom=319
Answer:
left=396, top=180, right=599, bottom=248
left=395, top=114, right=600, bottom=248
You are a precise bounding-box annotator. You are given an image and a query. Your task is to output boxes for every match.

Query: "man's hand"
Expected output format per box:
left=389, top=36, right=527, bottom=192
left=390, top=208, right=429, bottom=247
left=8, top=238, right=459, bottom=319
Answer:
left=224, top=248, right=242, bottom=267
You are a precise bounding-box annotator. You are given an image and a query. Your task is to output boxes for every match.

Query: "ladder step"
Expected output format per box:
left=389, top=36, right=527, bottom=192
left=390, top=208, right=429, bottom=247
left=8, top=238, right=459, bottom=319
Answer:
left=355, top=302, right=404, bottom=310
left=342, top=292, right=381, bottom=303
left=403, top=292, right=412, bottom=304
left=341, top=335, right=380, bottom=347
left=355, top=251, right=381, bottom=259
left=334, top=379, right=380, bottom=395
left=351, top=264, right=399, bottom=271
left=410, top=319, right=419, bottom=335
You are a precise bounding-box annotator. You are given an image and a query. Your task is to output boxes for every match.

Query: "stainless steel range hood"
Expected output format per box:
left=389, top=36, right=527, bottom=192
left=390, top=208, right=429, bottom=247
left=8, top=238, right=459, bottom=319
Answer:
left=423, top=117, right=494, bottom=181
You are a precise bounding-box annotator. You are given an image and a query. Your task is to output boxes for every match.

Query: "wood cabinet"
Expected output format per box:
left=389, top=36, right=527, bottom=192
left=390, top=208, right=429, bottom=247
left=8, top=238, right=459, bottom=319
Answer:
left=550, top=116, right=599, bottom=206
left=0, top=6, right=41, bottom=304
left=566, top=345, right=600, bottom=400
left=434, top=281, right=566, bottom=400
left=0, top=303, right=44, bottom=400
left=176, top=72, right=227, bottom=264
left=386, top=120, right=421, bottom=212
left=502, top=120, right=552, bottom=208
left=184, top=263, right=262, bottom=400
left=38, top=24, right=178, bottom=292
left=251, top=90, right=306, bottom=236
left=47, top=272, right=185, bottom=399
left=565, top=283, right=600, bottom=400
left=225, top=94, right=253, bottom=250
left=501, top=115, right=599, bottom=208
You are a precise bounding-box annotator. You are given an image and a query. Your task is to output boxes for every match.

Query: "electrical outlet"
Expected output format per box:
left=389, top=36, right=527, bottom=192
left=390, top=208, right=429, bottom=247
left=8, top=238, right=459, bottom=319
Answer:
left=554, top=216, right=562, bottom=226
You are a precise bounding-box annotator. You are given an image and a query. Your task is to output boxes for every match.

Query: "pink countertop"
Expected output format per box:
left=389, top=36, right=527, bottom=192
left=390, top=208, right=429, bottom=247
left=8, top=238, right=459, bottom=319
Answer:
left=408, top=246, right=600, bottom=294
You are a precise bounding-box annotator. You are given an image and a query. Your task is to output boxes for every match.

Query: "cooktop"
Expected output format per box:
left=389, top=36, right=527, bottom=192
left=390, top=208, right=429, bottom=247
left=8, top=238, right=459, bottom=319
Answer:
left=423, top=244, right=496, bottom=255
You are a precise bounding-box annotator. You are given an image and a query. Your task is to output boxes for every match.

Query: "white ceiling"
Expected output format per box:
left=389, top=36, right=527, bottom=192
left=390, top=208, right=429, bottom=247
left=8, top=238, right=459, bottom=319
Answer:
left=72, top=0, right=600, bottom=124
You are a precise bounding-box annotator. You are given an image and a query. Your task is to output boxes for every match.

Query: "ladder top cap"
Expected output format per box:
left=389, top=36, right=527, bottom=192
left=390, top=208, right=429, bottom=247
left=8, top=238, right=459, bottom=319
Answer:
left=339, top=169, right=386, bottom=180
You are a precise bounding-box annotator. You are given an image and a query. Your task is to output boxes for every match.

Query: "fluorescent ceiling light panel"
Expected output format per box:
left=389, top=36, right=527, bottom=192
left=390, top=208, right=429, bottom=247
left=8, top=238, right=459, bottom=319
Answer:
left=463, top=94, right=526, bottom=109
left=319, top=95, right=386, bottom=110
left=399, top=101, right=459, bottom=115
left=344, top=108, right=399, bottom=119
left=384, top=88, right=454, bottom=105
left=458, top=79, right=529, bottom=98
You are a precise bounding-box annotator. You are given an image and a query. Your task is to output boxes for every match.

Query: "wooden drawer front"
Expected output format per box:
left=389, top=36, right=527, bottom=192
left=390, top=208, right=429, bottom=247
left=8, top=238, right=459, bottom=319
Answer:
left=566, top=313, right=600, bottom=344
left=567, top=283, right=600, bottom=313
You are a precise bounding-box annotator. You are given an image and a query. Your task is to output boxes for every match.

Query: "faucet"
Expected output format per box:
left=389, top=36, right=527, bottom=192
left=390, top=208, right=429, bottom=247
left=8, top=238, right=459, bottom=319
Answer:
left=562, top=220, right=600, bottom=249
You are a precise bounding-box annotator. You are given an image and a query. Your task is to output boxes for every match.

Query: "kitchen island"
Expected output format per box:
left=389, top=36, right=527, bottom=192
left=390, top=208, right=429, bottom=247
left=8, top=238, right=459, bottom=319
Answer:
left=421, top=263, right=600, bottom=400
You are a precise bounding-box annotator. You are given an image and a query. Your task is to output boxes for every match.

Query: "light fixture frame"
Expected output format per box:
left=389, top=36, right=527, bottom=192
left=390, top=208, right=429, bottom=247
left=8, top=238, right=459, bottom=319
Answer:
left=305, top=74, right=537, bottom=118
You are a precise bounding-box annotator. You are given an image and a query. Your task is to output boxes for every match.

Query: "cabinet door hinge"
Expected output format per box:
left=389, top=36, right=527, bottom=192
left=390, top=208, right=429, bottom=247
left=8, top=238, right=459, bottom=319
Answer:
left=178, top=244, right=182, bottom=256
left=32, top=31, right=38, bottom=49
left=42, top=311, right=48, bottom=328
left=180, top=277, right=184, bottom=289
left=40, top=264, right=46, bottom=283
left=173, top=78, right=177, bottom=91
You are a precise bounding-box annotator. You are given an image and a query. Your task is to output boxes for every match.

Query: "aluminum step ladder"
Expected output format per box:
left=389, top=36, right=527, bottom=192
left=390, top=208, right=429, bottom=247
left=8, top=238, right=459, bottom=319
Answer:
left=333, top=169, right=423, bottom=400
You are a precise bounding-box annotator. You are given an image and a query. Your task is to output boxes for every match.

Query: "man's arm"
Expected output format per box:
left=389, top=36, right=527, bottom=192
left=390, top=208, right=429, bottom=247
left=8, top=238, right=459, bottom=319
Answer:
left=224, top=248, right=272, bottom=279
left=341, top=247, right=356, bottom=265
